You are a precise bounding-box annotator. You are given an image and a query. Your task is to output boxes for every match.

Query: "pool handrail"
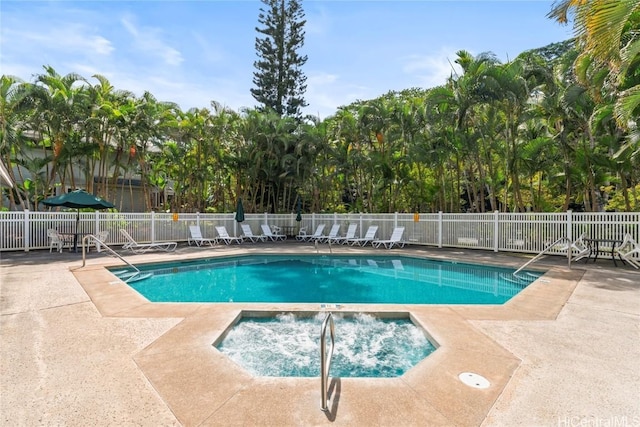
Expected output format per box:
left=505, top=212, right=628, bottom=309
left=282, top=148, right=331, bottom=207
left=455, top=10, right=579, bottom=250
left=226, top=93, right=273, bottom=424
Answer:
left=513, top=236, right=573, bottom=277
left=80, top=234, right=145, bottom=282
left=320, top=311, right=335, bottom=412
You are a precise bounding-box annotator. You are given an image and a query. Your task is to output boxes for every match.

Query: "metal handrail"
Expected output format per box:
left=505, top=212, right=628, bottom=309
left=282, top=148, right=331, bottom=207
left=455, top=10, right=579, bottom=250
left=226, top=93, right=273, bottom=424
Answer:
left=320, top=312, right=335, bottom=412
left=513, top=236, right=572, bottom=276
left=80, top=234, right=143, bottom=281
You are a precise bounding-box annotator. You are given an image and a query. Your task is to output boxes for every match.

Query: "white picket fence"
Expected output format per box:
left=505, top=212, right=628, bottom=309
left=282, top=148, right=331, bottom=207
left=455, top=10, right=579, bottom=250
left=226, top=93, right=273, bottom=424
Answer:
left=1, top=210, right=638, bottom=258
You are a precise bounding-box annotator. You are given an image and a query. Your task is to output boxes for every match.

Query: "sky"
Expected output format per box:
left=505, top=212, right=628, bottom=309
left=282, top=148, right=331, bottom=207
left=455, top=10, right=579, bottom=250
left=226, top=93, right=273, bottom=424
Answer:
left=0, top=0, right=574, bottom=119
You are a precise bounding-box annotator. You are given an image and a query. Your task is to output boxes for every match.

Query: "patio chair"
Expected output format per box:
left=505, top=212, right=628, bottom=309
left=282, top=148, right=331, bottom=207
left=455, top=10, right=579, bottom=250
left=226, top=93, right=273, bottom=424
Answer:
left=346, top=225, right=378, bottom=246
left=327, top=224, right=357, bottom=245
left=261, top=224, right=286, bottom=241
left=295, top=226, right=308, bottom=241
left=570, top=232, right=590, bottom=262
left=555, top=232, right=590, bottom=262
left=89, top=230, right=109, bottom=253
left=615, top=233, right=640, bottom=269
left=306, top=224, right=327, bottom=242
left=47, top=229, right=69, bottom=253
left=372, top=227, right=406, bottom=249
left=119, top=229, right=178, bottom=253
left=188, top=225, right=216, bottom=247
left=240, top=224, right=266, bottom=243
left=215, top=226, right=243, bottom=245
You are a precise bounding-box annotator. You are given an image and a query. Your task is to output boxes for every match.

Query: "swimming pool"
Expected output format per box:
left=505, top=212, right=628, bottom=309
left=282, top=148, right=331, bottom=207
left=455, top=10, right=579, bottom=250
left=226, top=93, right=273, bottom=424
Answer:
left=113, top=255, right=539, bottom=304
left=216, top=312, right=437, bottom=377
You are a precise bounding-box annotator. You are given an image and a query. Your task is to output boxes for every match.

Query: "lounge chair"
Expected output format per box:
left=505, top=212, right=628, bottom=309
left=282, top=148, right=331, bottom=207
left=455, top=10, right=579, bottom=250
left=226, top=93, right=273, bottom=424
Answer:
left=47, top=229, right=70, bottom=253
left=295, top=226, right=308, bottom=241
left=215, top=226, right=243, bottom=245
left=615, top=233, right=640, bottom=269
left=240, top=224, right=266, bottom=243
left=188, top=225, right=216, bottom=247
left=327, top=224, right=357, bottom=245
left=306, top=224, right=327, bottom=242
left=373, top=227, right=406, bottom=249
left=261, top=224, right=286, bottom=241
left=346, top=225, right=378, bottom=246
left=119, top=229, right=177, bottom=253
left=319, top=224, right=340, bottom=243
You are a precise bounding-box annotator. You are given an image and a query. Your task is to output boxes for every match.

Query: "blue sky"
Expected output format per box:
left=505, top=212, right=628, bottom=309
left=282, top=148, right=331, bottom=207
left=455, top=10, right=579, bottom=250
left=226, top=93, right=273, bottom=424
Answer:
left=1, top=1, right=573, bottom=119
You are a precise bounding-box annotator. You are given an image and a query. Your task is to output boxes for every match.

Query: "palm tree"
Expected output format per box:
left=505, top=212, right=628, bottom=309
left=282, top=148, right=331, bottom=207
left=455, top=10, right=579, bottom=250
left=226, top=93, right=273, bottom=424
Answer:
left=0, top=75, right=32, bottom=209
left=548, top=0, right=639, bottom=130
left=31, top=66, right=90, bottom=195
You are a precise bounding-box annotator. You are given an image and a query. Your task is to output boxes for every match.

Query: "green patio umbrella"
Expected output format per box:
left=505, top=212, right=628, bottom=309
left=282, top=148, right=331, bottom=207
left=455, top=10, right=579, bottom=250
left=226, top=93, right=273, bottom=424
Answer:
left=295, top=196, right=302, bottom=222
left=235, top=198, right=245, bottom=223
left=42, top=189, right=115, bottom=211
left=42, top=189, right=114, bottom=251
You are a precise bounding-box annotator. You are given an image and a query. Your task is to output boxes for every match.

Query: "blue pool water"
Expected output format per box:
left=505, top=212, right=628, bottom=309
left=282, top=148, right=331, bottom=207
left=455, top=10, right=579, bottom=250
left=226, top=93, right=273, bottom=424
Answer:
left=216, top=313, right=436, bottom=377
left=114, top=255, right=539, bottom=304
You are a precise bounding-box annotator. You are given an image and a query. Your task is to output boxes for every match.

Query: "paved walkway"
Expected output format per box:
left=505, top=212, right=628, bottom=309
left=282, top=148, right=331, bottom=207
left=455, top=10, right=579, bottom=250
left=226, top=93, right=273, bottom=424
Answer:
left=1, top=243, right=638, bottom=426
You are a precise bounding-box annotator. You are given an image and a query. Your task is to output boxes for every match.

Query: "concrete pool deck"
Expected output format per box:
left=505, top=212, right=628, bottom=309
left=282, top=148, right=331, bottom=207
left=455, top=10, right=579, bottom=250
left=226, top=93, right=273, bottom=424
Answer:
left=1, top=243, right=639, bottom=426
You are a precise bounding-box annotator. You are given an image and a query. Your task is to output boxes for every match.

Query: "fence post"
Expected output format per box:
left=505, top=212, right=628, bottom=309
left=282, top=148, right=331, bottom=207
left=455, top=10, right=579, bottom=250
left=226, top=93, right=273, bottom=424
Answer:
left=196, top=212, right=200, bottom=228
left=24, top=209, right=30, bottom=252
left=360, top=213, right=364, bottom=238
left=394, top=212, right=398, bottom=228
left=151, top=211, right=156, bottom=243
left=566, top=210, right=573, bottom=266
left=494, top=211, right=499, bottom=252
left=312, top=212, right=316, bottom=230
left=95, top=211, right=99, bottom=233
left=438, top=211, right=443, bottom=248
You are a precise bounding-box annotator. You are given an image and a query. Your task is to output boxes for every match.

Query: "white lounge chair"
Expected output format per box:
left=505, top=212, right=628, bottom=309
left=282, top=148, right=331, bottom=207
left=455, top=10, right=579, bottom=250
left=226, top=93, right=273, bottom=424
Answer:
left=373, top=227, right=406, bottom=249
left=306, top=224, right=327, bottom=242
left=240, top=224, right=266, bottom=243
left=327, top=223, right=357, bottom=245
left=295, top=226, right=308, bottom=241
left=188, top=225, right=216, bottom=246
left=119, top=229, right=177, bottom=253
left=261, top=224, right=286, bottom=241
left=615, top=233, right=640, bottom=269
left=346, top=225, right=378, bottom=246
left=215, top=226, right=243, bottom=245
left=316, top=224, right=341, bottom=243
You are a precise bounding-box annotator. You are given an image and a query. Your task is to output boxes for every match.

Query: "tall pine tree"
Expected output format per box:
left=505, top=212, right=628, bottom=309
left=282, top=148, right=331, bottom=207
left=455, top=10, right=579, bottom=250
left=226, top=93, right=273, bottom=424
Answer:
left=251, top=0, right=308, bottom=118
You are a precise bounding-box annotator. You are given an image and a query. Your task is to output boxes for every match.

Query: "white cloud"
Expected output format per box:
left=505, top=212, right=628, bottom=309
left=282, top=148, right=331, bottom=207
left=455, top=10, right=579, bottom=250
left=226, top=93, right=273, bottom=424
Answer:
left=402, top=48, right=464, bottom=88
left=191, top=33, right=225, bottom=64
left=5, top=24, right=114, bottom=57
left=120, top=15, right=183, bottom=66
left=304, top=71, right=370, bottom=119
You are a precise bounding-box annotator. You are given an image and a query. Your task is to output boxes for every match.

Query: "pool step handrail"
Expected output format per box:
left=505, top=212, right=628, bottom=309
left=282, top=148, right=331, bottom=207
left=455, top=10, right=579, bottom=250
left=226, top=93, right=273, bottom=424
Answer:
left=81, top=234, right=145, bottom=282
left=320, top=311, right=335, bottom=412
left=513, top=236, right=572, bottom=276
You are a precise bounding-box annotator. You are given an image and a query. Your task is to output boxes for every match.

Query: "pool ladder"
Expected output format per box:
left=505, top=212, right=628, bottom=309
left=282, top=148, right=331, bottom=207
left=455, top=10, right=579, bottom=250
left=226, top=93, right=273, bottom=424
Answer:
left=320, top=312, right=335, bottom=412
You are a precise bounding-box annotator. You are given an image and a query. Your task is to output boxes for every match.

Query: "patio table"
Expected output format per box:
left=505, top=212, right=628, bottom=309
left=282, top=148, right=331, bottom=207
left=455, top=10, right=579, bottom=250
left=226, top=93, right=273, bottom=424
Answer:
left=584, top=238, right=624, bottom=266
left=59, top=232, right=90, bottom=253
